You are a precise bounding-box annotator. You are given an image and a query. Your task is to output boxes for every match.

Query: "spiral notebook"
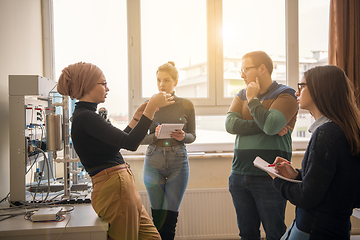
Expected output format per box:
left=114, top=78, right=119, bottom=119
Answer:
left=253, top=156, right=301, bottom=183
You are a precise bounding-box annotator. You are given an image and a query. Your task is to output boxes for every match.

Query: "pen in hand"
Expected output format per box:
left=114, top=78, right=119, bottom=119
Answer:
left=268, top=161, right=291, bottom=167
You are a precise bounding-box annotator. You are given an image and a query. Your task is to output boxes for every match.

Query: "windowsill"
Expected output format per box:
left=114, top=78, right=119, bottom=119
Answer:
left=123, top=150, right=306, bottom=161
left=123, top=152, right=233, bottom=161
left=121, top=139, right=309, bottom=158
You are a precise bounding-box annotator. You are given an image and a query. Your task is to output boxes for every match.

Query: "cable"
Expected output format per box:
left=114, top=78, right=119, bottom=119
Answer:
left=27, top=148, right=51, bottom=202
left=4, top=198, right=75, bottom=210
left=0, top=215, right=16, bottom=222
left=0, top=192, right=10, bottom=204
left=0, top=203, right=72, bottom=223
left=48, top=191, right=65, bottom=202
left=48, top=157, right=56, bottom=181
left=0, top=207, right=34, bottom=222
left=55, top=213, right=71, bottom=240
left=25, top=139, right=56, bottom=182
left=33, top=178, right=44, bottom=202
left=26, top=148, right=41, bottom=174
left=38, top=148, right=50, bottom=201
left=58, top=205, right=75, bottom=213
left=48, top=83, right=58, bottom=99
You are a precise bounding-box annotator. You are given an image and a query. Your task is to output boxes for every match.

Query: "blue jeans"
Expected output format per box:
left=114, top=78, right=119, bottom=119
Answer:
left=229, top=173, right=287, bottom=240
left=281, top=221, right=310, bottom=240
left=143, top=144, right=189, bottom=212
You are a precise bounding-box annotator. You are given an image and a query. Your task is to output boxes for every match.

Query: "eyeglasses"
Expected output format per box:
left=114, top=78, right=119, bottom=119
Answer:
left=240, top=65, right=261, bottom=75
left=97, top=82, right=107, bottom=88
left=297, top=82, right=307, bottom=93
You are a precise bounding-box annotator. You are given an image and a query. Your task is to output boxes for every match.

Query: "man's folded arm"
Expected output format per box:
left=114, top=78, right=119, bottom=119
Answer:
left=225, top=111, right=263, bottom=136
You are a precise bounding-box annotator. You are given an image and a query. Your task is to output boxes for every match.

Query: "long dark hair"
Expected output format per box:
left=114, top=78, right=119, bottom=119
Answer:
left=304, top=65, right=360, bottom=156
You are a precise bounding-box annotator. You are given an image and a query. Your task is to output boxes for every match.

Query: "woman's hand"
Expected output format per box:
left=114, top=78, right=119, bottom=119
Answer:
left=133, top=102, right=148, bottom=121
left=155, top=125, right=161, bottom=137
left=170, top=129, right=185, bottom=141
left=143, top=92, right=175, bottom=120
left=272, top=156, right=298, bottom=180
left=150, top=92, right=175, bottom=108
left=128, top=102, right=148, bottom=128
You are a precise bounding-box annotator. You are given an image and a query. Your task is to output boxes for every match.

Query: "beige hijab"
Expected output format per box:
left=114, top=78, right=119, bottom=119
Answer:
left=57, top=62, right=104, bottom=100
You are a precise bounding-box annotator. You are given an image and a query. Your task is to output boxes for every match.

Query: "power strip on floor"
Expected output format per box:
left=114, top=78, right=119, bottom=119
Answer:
left=31, top=207, right=63, bottom=221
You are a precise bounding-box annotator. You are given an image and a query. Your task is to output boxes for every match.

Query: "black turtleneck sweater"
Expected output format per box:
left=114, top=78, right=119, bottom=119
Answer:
left=71, top=101, right=152, bottom=176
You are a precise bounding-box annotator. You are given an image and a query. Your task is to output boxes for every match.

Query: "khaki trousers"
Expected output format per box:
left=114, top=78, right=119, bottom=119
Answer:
left=91, top=164, right=160, bottom=240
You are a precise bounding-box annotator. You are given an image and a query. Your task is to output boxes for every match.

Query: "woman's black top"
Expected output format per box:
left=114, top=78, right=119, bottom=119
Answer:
left=71, top=101, right=152, bottom=176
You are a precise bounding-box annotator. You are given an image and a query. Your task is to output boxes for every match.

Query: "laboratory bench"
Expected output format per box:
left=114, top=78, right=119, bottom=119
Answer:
left=0, top=203, right=108, bottom=240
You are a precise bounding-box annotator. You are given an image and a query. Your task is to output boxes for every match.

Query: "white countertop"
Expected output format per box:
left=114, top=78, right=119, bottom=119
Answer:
left=0, top=204, right=108, bottom=240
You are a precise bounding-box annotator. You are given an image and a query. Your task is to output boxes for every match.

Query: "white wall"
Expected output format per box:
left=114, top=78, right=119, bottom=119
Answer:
left=0, top=0, right=44, bottom=201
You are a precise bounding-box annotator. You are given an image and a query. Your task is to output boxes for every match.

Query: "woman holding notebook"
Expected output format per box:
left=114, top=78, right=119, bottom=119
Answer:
left=141, top=61, right=196, bottom=240
left=270, top=65, right=360, bottom=240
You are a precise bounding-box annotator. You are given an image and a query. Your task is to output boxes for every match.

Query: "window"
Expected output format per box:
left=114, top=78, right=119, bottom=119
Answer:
left=50, top=0, right=330, bottom=154
left=222, top=0, right=285, bottom=98
left=292, top=0, right=330, bottom=144
left=297, top=130, right=306, bottom=138
left=53, top=0, right=128, bottom=126
left=140, top=0, right=207, bottom=99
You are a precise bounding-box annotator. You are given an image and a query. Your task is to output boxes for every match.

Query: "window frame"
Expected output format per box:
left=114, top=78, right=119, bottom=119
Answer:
left=44, top=0, right=309, bottom=153
left=127, top=0, right=301, bottom=153
left=127, top=0, right=299, bottom=118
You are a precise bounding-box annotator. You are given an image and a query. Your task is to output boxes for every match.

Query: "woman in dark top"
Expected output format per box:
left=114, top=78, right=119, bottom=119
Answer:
left=57, top=62, right=174, bottom=240
left=141, top=62, right=196, bottom=240
left=271, top=65, right=360, bottom=240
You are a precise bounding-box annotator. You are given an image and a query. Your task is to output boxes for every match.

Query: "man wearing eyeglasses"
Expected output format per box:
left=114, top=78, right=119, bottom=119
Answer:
left=225, top=51, right=298, bottom=240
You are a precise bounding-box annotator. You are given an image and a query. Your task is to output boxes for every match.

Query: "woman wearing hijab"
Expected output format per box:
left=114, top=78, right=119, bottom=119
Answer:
left=57, top=62, right=174, bottom=240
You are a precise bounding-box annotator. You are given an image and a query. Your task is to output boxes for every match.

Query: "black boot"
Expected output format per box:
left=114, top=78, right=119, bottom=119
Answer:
left=151, top=208, right=167, bottom=231
left=159, top=210, right=179, bottom=240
